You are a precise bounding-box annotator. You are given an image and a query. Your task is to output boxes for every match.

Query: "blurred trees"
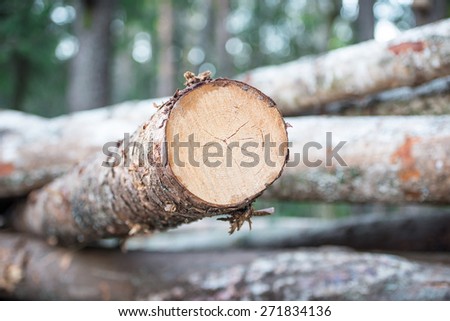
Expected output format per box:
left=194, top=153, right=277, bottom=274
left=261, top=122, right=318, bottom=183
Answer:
left=0, top=0, right=436, bottom=116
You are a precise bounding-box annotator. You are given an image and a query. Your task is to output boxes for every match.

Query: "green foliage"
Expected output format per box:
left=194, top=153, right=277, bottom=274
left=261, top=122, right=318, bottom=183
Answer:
left=0, top=0, right=67, bottom=115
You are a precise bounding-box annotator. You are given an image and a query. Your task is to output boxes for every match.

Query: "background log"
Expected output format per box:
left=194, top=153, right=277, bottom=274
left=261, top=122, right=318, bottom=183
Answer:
left=325, top=76, right=450, bottom=116
left=1, top=232, right=450, bottom=300
left=0, top=99, right=164, bottom=197
left=264, top=115, right=450, bottom=203
left=121, top=206, right=450, bottom=252
left=239, top=209, right=450, bottom=251
left=240, top=19, right=450, bottom=116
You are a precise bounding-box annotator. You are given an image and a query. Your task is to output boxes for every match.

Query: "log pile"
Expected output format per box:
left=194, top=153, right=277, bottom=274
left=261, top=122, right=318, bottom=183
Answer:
left=1, top=20, right=450, bottom=300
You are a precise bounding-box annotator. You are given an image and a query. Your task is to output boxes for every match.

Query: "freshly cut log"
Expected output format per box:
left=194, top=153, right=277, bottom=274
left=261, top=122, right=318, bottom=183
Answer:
left=13, top=73, right=288, bottom=245
left=240, top=19, right=450, bottom=115
left=1, top=232, right=450, bottom=300
left=264, top=115, right=450, bottom=203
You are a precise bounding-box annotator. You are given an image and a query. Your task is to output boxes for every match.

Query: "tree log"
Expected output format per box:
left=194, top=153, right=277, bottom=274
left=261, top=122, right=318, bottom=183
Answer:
left=1, top=232, right=450, bottom=300
left=11, top=74, right=288, bottom=245
left=122, top=207, right=450, bottom=252
left=326, top=76, right=450, bottom=116
left=240, top=19, right=450, bottom=115
left=238, top=209, right=450, bottom=251
left=0, top=98, right=165, bottom=197
left=3, top=111, right=450, bottom=204
left=263, top=115, right=450, bottom=203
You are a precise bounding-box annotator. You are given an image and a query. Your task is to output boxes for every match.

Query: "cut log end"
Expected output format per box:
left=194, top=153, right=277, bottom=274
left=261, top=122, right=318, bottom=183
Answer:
left=166, top=79, right=288, bottom=206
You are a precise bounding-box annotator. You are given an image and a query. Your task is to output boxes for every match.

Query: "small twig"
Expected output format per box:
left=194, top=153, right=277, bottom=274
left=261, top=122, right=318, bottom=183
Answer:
left=217, top=207, right=274, bottom=234
left=183, top=71, right=212, bottom=87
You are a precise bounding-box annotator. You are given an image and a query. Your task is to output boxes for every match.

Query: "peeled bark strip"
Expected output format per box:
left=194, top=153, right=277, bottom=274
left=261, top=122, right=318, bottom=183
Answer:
left=240, top=19, right=450, bottom=116
left=1, top=232, right=450, bottom=300
left=12, top=75, right=288, bottom=244
left=264, top=115, right=450, bottom=203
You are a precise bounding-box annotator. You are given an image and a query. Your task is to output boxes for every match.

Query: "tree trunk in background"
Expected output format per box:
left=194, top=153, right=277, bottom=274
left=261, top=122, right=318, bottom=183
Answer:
left=356, top=0, right=375, bottom=41
left=214, top=0, right=231, bottom=76
left=1, top=232, right=450, bottom=300
left=67, top=0, right=115, bottom=112
left=413, top=0, right=447, bottom=26
left=11, top=53, right=29, bottom=111
left=12, top=76, right=288, bottom=245
left=156, top=0, right=175, bottom=97
left=327, top=76, right=450, bottom=116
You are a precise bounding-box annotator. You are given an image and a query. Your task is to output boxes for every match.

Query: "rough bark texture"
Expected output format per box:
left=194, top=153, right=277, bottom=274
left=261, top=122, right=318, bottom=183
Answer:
left=240, top=19, right=450, bottom=116
left=1, top=232, right=450, bottom=300
left=12, top=76, right=287, bottom=245
left=263, top=115, right=450, bottom=203
left=68, top=0, right=115, bottom=111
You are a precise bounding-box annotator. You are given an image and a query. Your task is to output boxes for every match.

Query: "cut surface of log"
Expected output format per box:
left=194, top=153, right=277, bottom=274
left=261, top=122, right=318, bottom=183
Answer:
left=167, top=80, right=287, bottom=205
left=13, top=74, right=288, bottom=245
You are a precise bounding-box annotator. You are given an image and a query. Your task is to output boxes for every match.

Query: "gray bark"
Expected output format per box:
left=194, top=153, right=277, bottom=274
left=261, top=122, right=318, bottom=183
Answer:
left=326, top=76, right=450, bottom=115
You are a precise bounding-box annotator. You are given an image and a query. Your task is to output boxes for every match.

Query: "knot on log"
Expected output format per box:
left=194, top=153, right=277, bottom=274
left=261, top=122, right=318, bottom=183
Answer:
left=183, top=71, right=212, bottom=87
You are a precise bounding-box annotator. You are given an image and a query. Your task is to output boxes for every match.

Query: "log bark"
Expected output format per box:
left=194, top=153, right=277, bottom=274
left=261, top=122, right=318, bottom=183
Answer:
left=326, top=76, right=450, bottom=116
left=12, top=75, right=288, bottom=245
left=240, top=19, right=450, bottom=116
left=263, top=115, right=450, bottom=204
left=1, top=232, right=450, bottom=300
